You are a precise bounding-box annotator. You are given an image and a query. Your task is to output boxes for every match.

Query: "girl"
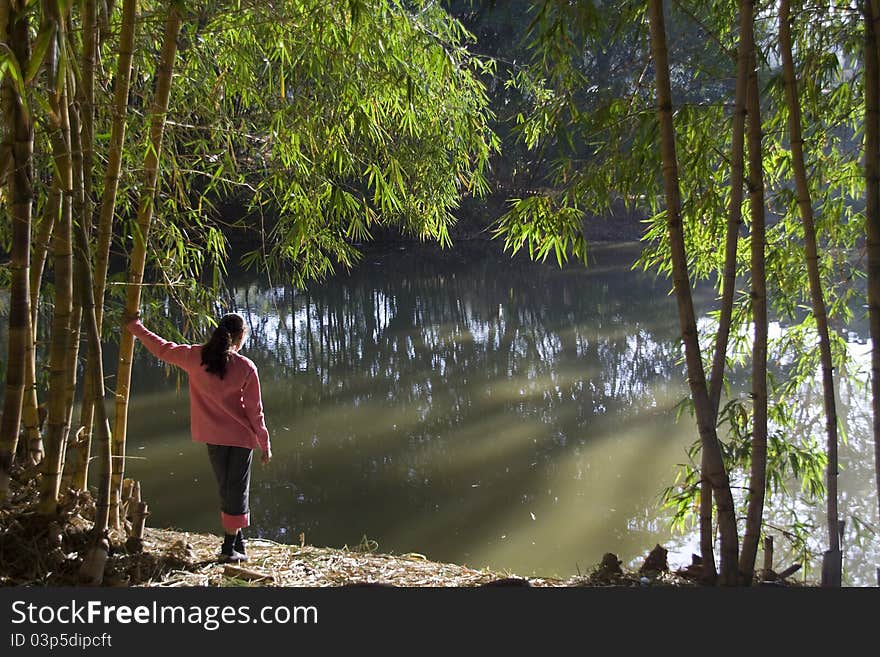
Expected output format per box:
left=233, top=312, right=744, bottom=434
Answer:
left=126, top=311, right=272, bottom=563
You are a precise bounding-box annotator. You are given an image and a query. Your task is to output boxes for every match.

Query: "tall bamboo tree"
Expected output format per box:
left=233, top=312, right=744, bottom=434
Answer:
left=701, top=0, right=750, bottom=584
left=62, top=66, right=84, bottom=474
left=71, top=165, right=115, bottom=585
left=866, top=0, right=880, bottom=558
left=738, top=0, right=769, bottom=584
left=0, top=1, right=34, bottom=502
left=21, top=194, right=58, bottom=466
left=647, top=0, right=740, bottom=585
left=39, top=53, right=74, bottom=515
left=0, top=1, right=8, bottom=193
left=110, top=0, right=182, bottom=527
left=68, top=0, right=98, bottom=487
left=779, top=0, right=841, bottom=587
left=66, top=0, right=137, bottom=491
left=20, top=10, right=63, bottom=470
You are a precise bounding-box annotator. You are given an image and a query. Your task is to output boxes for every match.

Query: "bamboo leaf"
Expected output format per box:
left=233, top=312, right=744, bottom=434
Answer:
left=25, top=22, right=57, bottom=84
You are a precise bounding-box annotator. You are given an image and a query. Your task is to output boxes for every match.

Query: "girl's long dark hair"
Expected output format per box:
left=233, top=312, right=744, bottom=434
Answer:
left=201, top=313, right=246, bottom=379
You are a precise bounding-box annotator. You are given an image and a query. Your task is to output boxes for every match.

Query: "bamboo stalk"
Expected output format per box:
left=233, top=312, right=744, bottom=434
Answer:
left=780, top=0, right=841, bottom=587
left=80, top=0, right=97, bottom=210
left=0, top=2, right=34, bottom=502
left=69, top=0, right=138, bottom=491
left=0, top=2, right=8, bottom=195
left=110, top=2, right=183, bottom=528
left=867, top=0, right=880, bottom=583
left=59, top=66, right=86, bottom=492
left=39, top=6, right=75, bottom=513
left=69, top=0, right=98, bottom=485
left=61, top=75, right=85, bottom=481
left=30, top=191, right=59, bottom=331
left=21, top=190, right=60, bottom=467
left=700, top=0, right=751, bottom=586
left=20, top=321, right=43, bottom=467
left=70, top=147, right=115, bottom=543
left=223, top=564, right=275, bottom=583
left=738, top=0, right=769, bottom=585
left=647, top=0, right=739, bottom=585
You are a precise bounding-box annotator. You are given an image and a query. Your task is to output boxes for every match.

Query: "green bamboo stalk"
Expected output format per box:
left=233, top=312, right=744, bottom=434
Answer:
left=68, top=0, right=138, bottom=491
left=0, top=2, right=34, bottom=503
left=780, top=0, right=841, bottom=587
left=647, top=0, right=740, bottom=586
left=738, top=0, right=769, bottom=585
left=110, top=1, right=183, bottom=527
left=39, top=64, right=74, bottom=516
left=865, top=0, right=880, bottom=566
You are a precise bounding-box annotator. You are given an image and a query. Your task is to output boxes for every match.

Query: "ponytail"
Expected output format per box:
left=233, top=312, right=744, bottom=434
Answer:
left=201, top=313, right=245, bottom=378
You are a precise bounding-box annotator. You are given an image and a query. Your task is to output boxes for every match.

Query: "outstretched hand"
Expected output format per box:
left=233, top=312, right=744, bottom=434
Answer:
left=123, top=309, right=141, bottom=326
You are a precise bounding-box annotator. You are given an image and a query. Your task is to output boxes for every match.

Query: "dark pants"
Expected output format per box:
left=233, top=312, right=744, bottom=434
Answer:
left=206, top=444, right=253, bottom=530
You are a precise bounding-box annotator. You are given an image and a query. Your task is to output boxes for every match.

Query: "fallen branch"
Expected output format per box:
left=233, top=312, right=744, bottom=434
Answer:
left=223, top=564, right=275, bottom=583
left=776, top=563, right=801, bottom=580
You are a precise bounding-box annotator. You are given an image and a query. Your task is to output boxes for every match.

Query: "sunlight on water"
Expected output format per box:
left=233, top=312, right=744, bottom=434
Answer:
left=119, top=242, right=878, bottom=585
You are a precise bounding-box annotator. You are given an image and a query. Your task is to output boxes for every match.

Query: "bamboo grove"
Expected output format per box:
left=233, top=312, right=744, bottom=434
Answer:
left=0, top=0, right=497, bottom=584
left=1, top=0, right=879, bottom=586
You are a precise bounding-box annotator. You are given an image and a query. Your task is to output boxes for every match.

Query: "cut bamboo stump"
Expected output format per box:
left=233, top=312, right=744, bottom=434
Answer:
left=132, top=501, right=148, bottom=538
left=821, top=550, right=842, bottom=587
left=125, top=501, right=149, bottom=553
left=121, top=478, right=135, bottom=519
left=124, top=482, right=148, bottom=553
left=759, top=536, right=775, bottom=582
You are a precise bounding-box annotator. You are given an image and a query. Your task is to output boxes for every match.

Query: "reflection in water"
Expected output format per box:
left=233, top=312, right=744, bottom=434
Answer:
left=122, top=242, right=877, bottom=584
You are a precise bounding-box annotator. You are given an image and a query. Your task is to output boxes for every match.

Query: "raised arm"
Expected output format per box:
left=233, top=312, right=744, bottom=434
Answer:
left=126, top=319, right=195, bottom=370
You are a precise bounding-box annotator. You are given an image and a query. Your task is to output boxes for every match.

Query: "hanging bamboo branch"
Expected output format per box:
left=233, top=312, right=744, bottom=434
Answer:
left=110, top=1, right=183, bottom=527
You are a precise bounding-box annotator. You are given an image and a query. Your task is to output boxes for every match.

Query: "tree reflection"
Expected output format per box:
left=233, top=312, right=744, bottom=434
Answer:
left=217, top=243, right=693, bottom=570
left=70, top=242, right=880, bottom=582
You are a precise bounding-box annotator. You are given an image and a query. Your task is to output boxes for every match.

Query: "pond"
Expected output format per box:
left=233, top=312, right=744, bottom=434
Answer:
left=117, top=241, right=877, bottom=585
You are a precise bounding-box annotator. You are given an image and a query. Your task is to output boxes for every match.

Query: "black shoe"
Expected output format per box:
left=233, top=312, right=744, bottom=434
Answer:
left=234, top=530, right=247, bottom=557
left=218, top=548, right=248, bottom=563
left=219, top=533, right=249, bottom=563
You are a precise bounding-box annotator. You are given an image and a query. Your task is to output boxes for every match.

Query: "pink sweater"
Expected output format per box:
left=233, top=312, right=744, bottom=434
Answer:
left=127, top=320, right=271, bottom=452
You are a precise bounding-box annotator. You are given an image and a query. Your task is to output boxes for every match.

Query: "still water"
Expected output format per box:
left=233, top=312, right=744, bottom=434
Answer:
left=122, top=241, right=878, bottom=584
